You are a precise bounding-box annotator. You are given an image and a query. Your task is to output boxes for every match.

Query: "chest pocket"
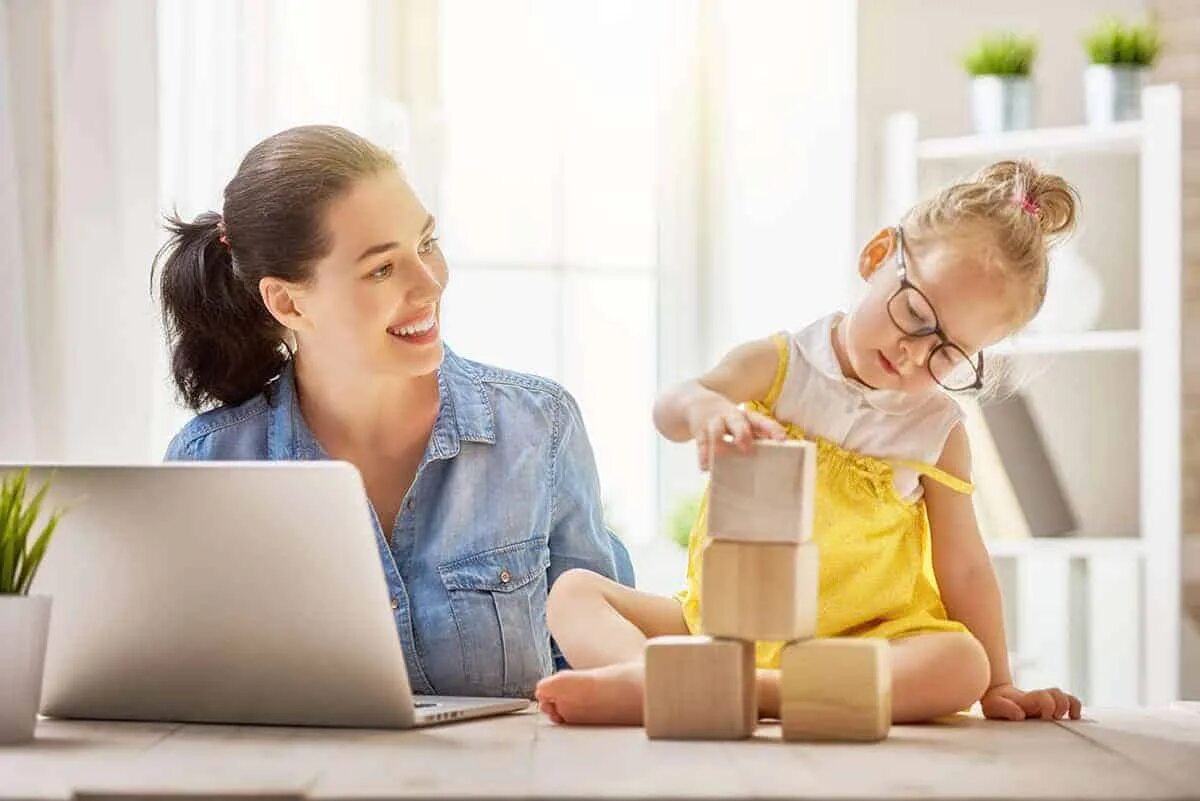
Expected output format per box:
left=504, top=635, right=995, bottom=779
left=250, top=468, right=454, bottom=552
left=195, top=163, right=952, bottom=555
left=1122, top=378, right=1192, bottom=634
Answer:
left=438, top=537, right=552, bottom=698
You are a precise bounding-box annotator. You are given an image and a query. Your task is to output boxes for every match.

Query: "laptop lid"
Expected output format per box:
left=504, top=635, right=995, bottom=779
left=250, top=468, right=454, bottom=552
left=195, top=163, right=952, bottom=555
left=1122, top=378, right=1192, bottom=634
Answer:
left=22, top=462, right=418, bottom=728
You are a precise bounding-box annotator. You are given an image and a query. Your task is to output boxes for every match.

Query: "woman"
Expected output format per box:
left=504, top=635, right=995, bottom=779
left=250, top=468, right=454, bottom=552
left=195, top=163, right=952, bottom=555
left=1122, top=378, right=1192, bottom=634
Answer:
left=156, top=125, right=633, bottom=699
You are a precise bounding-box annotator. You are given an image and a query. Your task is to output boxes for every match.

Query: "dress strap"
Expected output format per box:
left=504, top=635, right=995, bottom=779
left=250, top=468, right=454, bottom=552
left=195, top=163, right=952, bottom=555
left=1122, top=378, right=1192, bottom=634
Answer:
left=761, top=332, right=790, bottom=413
left=891, top=458, right=974, bottom=495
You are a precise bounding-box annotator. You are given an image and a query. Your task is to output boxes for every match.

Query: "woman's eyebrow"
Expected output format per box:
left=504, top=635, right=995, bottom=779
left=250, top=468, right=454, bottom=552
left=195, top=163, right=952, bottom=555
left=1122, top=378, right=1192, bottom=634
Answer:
left=354, top=215, right=436, bottom=263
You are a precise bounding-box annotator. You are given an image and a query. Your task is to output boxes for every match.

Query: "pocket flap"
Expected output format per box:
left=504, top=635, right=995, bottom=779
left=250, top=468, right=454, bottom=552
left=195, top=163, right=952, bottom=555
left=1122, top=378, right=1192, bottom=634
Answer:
left=438, top=537, right=549, bottom=593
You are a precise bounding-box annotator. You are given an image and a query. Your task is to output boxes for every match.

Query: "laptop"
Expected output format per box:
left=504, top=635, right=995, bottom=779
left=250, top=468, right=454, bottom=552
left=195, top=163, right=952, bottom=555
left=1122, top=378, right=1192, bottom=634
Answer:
left=21, top=462, right=529, bottom=728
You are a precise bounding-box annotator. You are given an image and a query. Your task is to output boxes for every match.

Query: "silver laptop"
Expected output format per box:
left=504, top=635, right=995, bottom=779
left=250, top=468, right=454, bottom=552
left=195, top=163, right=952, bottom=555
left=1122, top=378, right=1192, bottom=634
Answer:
left=22, top=462, right=529, bottom=728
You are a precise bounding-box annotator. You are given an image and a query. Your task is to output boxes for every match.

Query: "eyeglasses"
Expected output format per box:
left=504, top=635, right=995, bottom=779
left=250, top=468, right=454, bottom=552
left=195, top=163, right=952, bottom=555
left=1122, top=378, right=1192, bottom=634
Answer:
left=886, top=226, right=984, bottom=393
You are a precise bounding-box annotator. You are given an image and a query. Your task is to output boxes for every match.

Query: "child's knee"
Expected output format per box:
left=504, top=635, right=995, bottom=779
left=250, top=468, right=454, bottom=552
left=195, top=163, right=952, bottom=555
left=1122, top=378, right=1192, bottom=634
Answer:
left=547, top=569, right=608, bottom=628
left=948, top=632, right=991, bottom=704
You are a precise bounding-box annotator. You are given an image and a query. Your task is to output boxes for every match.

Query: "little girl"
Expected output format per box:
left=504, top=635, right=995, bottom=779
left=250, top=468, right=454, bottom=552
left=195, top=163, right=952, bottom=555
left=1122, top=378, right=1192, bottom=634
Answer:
left=535, top=159, right=1084, bottom=726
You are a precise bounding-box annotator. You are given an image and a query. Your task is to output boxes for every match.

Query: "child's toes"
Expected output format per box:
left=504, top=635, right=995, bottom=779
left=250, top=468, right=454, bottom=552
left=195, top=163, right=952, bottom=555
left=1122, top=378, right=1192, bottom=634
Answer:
left=539, top=698, right=564, bottom=724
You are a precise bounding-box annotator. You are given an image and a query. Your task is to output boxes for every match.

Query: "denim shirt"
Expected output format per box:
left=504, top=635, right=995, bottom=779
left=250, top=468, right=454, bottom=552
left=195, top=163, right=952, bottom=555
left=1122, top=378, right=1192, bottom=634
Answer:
left=164, top=347, right=635, bottom=698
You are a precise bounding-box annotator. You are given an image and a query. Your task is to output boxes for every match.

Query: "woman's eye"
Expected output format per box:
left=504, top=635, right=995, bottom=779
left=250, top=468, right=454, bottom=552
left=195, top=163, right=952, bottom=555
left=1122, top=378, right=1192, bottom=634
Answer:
left=418, top=236, right=439, bottom=255
left=368, top=263, right=393, bottom=280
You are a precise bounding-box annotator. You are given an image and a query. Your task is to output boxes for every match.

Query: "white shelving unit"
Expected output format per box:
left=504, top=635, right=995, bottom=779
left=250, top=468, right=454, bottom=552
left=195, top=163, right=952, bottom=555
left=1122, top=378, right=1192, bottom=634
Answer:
left=884, top=85, right=1182, bottom=706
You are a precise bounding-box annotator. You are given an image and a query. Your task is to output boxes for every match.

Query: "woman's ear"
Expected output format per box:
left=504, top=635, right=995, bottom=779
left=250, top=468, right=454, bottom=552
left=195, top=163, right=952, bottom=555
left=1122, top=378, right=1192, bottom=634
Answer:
left=858, top=228, right=896, bottom=281
left=259, top=277, right=311, bottom=332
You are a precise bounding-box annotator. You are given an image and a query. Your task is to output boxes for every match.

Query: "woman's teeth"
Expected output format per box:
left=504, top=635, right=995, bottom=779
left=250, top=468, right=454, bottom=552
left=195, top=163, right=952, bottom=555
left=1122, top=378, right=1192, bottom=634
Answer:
left=388, top=315, right=436, bottom=337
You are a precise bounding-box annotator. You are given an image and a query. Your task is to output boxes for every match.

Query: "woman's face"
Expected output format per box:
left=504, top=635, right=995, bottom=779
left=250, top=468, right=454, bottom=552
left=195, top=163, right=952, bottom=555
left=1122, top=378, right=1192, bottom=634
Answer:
left=285, top=168, right=448, bottom=378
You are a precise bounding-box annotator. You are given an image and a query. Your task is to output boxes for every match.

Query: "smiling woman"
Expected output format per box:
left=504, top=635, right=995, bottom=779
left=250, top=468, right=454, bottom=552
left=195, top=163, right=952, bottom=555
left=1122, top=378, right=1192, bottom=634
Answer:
left=152, top=125, right=634, bottom=698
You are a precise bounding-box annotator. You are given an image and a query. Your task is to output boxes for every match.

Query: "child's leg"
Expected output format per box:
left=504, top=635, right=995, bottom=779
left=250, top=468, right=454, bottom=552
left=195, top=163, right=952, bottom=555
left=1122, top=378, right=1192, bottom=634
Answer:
left=545, top=568, right=690, bottom=669
left=542, top=628, right=989, bottom=727
left=536, top=569, right=689, bottom=724
left=886, top=631, right=991, bottom=722
left=754, top=632, right=988, bottom=722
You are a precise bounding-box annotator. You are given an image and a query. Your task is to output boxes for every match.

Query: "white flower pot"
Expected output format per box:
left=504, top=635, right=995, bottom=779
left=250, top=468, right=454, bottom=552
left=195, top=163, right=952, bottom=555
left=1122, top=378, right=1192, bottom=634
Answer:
left=971, top=75, right=1034, bottom=134
left=1085, top=64, right=1144, bottom=125
left=0, top=595, right=51, bottom=744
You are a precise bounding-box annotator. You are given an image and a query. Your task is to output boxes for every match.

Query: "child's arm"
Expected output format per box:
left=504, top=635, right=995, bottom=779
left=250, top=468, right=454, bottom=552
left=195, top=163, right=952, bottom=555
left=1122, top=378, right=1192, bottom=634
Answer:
left=924, top=423, right=1082, bottom=721
left=653, top=337, right=787, bottom=470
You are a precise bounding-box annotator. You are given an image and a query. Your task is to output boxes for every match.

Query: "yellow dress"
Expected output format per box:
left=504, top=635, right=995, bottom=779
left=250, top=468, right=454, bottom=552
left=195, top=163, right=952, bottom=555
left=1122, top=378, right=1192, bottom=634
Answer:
left=675, top=333, right=974, bottom=669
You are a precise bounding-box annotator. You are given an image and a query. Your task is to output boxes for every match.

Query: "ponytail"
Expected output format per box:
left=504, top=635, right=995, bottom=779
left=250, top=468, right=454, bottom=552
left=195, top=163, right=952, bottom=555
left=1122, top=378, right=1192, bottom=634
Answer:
left=154, top=211, right=287, bottom=410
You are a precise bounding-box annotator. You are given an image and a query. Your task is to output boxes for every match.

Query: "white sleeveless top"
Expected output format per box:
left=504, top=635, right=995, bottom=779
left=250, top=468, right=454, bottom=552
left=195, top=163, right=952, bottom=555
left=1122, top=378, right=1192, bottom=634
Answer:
left=772, top=313, right=965, bottom=502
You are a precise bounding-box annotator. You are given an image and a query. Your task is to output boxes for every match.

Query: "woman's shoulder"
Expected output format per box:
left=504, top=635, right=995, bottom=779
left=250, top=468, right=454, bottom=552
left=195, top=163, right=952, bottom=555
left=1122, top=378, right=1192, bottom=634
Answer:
left=163, top=392, right=272, bottom=460
left=445, top=349, right=578, bottom=414
left=450, top=350, right=566, bottom=399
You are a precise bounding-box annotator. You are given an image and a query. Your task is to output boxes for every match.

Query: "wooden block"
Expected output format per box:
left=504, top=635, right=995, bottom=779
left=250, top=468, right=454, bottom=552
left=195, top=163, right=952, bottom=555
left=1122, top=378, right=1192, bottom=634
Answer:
left=700, top=540, right=818, bottom=641
left=644, top=636, right=756, bottom=740
left=780, top=638, right=891, bottom=742
left=709, top=439, right=816, bottom=543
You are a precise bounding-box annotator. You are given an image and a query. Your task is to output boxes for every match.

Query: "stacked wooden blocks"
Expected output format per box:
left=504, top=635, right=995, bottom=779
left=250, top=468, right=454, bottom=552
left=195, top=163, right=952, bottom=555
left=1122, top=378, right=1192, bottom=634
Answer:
left=645, top=439, right=891, bottom=742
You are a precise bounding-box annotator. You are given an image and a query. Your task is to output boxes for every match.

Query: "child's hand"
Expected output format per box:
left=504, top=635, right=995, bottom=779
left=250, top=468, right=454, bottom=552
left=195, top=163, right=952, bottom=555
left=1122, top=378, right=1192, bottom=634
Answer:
left=685, top=394, right=786, bottom=471
left=981, top=682, right=1082, bottom=721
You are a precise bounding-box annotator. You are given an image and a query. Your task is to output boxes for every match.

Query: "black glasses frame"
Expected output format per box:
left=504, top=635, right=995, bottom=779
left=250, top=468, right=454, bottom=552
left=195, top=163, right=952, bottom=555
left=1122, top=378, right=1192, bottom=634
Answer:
left=887, top=226, right=984, bottom=393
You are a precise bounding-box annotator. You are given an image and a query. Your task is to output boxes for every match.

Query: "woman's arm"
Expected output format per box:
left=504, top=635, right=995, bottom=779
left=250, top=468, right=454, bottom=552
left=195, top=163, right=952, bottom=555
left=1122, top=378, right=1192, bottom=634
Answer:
left=652, top=336, right=786, bottom=469
left=546, top=391, right=627, bottom=588
left=925, top=422, right=1081, bottom=720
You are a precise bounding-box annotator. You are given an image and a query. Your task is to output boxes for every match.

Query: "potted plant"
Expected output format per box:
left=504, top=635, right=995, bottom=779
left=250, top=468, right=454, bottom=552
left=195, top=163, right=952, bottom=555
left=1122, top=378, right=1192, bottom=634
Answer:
left=666, top=492, right=703, bottom=550
left=0, top=469, right=64, bottom=744
left=963, top=32, right=1038, bottom=134
left=1082, top=16, right=1162, bottom=125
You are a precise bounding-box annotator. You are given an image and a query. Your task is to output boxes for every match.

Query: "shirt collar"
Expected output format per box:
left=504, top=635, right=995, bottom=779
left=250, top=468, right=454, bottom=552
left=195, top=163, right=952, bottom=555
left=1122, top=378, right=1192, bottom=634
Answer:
left=808, top=312, right=927, bottom=416
left=266, top=345, right=496, bottom=462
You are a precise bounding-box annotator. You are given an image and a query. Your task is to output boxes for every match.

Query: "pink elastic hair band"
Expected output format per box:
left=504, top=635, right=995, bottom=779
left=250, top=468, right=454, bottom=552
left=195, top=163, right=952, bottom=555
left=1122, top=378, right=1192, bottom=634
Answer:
left=1015, top=195, right=1040, bottom=217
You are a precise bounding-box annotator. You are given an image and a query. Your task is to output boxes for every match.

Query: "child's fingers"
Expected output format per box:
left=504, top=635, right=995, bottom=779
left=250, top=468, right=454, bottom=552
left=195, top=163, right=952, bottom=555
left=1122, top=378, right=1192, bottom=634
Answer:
left=747, top=411, right=787, bottom=440
left=696, top=433, right=711, bottom=472
left=1068, top=694, right=1083, bottom=720
left=1023, top=690, right=1055, bottom=720
left=706, top=417, right=728, bottom=457
left=725, top=412, right=753, bottom=452
left=986, top=695, right=1025, bottom=721
left=1048, top=688, right=1071, bottom=719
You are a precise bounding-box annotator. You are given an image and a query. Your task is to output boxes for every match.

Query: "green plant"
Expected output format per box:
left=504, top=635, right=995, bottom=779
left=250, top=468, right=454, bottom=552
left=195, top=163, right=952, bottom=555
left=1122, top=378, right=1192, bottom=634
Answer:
left=962, top=32, right=1038, bottom=77
left=665, top=491, right=703, bottom=550
left=1083, top=17, right=1162, bottom=67
left=0, top=469, right=64, bottom=595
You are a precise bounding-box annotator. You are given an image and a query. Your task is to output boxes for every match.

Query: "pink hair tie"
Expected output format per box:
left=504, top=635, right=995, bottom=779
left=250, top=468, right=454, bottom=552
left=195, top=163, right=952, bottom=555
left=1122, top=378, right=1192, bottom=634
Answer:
left=216, top=219, right=231, bottom=249
left=1015, top=195, right=1040, bottom=217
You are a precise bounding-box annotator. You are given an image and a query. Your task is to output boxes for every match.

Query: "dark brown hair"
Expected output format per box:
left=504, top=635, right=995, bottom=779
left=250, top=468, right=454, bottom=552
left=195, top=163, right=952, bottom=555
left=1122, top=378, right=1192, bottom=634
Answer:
left=154, top=125, right=396, bottom=410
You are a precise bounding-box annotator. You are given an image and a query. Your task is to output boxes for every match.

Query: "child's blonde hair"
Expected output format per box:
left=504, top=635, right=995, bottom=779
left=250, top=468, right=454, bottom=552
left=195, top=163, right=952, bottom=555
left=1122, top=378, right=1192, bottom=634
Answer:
left=901, top=160, right=1080, bottom=327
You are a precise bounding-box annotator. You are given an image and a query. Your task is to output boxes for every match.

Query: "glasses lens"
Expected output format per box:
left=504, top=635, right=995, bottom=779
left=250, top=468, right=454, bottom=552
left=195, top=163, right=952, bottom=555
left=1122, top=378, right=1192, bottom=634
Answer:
left=930, top=345, right=978, bottom=391
left=888, top=287, right=937, bottom=337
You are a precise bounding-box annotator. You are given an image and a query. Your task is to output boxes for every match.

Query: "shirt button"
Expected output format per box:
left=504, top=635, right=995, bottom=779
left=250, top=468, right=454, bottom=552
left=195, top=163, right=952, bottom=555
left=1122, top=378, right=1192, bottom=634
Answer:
left=499, top=569, right=511, bottom=584
left=390, top=597, right=400, bottom=610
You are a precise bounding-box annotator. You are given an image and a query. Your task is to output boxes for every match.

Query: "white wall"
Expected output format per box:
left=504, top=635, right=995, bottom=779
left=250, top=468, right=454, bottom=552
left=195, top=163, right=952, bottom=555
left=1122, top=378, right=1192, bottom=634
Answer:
left=857, top=0, right=1147, bottom=244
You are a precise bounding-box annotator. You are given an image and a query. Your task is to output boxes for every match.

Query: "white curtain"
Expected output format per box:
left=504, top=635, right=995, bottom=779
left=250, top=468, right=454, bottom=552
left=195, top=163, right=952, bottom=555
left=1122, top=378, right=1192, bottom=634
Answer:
left=0, top=5, right=34, bottom=458
left=0, top=0, right=159, bottom=463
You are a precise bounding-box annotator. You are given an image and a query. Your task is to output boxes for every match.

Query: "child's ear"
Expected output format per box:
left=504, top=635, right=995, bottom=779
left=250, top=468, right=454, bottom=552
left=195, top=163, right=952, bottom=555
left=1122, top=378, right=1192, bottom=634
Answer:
left=858, top=228, right=896, bottom=281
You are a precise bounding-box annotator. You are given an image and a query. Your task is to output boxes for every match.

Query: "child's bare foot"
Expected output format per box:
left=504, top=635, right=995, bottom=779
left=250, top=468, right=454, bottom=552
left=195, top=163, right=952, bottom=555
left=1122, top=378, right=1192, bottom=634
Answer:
left=534, top=661, right=646, bottom=726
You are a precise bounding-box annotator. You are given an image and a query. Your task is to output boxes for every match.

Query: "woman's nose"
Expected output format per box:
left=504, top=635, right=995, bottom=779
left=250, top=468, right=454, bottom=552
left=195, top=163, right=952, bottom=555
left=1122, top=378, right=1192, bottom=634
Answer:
left=404, top=255, right=444, bottom=301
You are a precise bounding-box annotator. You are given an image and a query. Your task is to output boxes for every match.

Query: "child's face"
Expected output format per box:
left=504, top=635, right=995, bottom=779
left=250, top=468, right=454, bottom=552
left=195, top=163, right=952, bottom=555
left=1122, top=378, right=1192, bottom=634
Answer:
left=837, top=227, right=1016, bottom=394
left=282, top=168, right=449, bottom=379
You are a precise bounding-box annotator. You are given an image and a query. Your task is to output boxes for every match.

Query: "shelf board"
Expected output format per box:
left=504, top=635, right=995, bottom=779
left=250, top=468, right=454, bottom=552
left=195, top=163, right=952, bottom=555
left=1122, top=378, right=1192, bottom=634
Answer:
left=985, top=537, right=1145, bottom=559
left=917, top=121, right=1143, bottom=162
left=991, top=329, right=1142, bottom=356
